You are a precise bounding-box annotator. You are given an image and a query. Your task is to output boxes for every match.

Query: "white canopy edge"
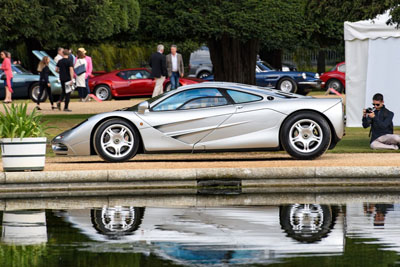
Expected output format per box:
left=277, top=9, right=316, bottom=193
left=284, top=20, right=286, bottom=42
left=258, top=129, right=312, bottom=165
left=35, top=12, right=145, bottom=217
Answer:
left=344, top=11, right=400, bottom=41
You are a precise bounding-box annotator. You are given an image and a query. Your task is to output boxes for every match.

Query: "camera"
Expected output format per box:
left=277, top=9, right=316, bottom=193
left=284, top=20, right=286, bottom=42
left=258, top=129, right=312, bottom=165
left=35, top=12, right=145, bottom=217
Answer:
left=365, top=107, right=374, bottom=114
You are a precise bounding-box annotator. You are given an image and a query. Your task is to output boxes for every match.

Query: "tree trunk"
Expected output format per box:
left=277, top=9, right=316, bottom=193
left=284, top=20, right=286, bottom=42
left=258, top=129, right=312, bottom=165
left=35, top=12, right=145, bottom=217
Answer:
left=259, top=49, right=282, bottom=70
left=317, top=49, right=326, bottom=74
left=207, top=35, right=259, bottom=85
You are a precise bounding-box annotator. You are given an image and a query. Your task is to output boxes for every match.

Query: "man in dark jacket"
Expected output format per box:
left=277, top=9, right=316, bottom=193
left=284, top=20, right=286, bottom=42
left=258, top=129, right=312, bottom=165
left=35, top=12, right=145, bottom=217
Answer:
left=149, top=44, right=167, bottom=97
left=362, top=93, right=400, bottom=149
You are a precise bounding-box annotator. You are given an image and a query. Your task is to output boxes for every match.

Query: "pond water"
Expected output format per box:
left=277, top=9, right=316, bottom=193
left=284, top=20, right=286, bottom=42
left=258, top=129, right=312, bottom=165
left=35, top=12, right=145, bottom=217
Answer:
left=1, top=203, right=400, bottom=266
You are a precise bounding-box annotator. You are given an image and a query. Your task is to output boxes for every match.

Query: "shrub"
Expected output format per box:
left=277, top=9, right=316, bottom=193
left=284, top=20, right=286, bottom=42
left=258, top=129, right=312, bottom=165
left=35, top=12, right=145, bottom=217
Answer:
left=0, top=103, right=48, bottom=139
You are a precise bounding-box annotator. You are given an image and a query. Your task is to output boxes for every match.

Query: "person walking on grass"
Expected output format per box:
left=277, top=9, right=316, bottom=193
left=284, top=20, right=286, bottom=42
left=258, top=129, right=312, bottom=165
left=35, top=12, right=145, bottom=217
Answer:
left=149, top=44, right=167, bottom=97
left=56, top=49, right=74, bottom=112
left=74, top=50, right=87, bottom=102
left=78, top=47, right=93, bottom=101
left=54, top=47, right=64, bottom=64
left=166, top=45, right=184, bottom=90
left=1, top=50, right=13, bottom=103
left=36, top=56, right=55, bottom=110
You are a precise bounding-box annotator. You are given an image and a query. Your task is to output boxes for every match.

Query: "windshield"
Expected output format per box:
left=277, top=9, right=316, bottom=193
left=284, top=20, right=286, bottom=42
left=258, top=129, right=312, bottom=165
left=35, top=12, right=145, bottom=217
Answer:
left=13, top=65, right=31, bottom=74
left=257, top=61, right=274, bottom=71
left=126, top=90, right=175, bottom=111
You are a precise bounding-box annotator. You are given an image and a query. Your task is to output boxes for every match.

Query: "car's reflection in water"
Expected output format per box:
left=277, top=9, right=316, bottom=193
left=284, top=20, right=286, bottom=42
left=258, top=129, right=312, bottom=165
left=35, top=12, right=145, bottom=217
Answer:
left=280, top=204, right=338, bottom=243
left=61, top=204, right=343, bottom=265
left=91, top=206, right=145, bottom=239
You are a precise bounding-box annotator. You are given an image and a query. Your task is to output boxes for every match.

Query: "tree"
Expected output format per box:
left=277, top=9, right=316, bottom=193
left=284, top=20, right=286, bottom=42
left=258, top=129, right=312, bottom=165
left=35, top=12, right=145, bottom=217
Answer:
left=139, top=0, right=305, bottom=85
left=0, top=0, right=140, bottom=69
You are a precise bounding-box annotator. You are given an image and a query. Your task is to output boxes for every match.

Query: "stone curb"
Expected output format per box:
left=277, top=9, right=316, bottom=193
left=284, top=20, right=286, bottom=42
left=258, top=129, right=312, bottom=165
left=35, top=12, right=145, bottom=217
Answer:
left=2, top=166, right=400, bottom=184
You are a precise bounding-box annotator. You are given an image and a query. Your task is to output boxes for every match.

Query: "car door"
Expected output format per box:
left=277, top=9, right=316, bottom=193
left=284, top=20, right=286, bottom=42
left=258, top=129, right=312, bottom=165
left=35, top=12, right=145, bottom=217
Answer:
left=194, top=89, right=285, bottom=150
left=32, top=50, right=59, bottom=77
left=137, top=88, right=236, bottom=151
left=127, top=69, right=154, bottom=95
left=116, top=70, right=154, bottom=96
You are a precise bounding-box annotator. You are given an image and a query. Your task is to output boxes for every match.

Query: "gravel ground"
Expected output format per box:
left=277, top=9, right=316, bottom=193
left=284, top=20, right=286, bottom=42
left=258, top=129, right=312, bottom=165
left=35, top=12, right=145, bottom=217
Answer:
left=10, top=152, right=399, bottom=172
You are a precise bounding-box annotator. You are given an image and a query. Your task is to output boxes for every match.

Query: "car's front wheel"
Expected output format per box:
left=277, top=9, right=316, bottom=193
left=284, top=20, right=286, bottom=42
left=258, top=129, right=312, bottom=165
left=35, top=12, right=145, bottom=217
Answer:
left=280, top=112, right=331, bottom=160
left=29, top=83, right=47, bottom=102
left=277, top=78, right=297, bottom=93
left=94, top=85, right=112, bottom=101
left=94, top=119, right=140, bottom=162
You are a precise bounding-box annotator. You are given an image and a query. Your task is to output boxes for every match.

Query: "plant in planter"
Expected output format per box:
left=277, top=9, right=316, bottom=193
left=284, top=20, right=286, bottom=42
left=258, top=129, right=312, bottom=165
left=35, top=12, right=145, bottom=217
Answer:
left=0, top=103, right=49, bottom=171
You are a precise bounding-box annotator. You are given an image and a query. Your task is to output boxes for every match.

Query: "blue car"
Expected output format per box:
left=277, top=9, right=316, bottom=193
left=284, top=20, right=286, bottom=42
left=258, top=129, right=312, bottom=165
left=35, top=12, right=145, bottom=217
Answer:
left=0, top=52, right=62, bottom=102
left=204, top=61, right=321, bottom=95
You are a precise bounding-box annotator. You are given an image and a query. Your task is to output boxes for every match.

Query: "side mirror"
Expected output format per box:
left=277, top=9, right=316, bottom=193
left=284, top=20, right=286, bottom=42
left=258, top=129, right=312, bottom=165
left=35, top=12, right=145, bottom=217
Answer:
left=138, top=101, right=149, bottom=114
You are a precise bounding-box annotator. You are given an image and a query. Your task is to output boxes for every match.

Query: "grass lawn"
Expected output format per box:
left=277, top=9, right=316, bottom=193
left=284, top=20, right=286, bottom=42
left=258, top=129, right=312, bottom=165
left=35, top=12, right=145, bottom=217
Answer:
left=42, top=114, right=400, bottom=155
left=329, top=127, right=400, bottom=153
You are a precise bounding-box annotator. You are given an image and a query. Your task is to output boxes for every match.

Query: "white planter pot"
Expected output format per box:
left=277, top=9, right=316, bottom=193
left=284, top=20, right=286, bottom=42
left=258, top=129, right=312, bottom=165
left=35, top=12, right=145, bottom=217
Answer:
left=0, top=137, right=47, bottom=171
left=1, top=211, right=47, bottom=245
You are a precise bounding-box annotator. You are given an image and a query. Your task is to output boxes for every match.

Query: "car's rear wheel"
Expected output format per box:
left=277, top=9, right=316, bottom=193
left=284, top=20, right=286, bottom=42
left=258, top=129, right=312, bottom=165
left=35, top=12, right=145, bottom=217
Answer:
left=197, top=71, right=211, bottom=79
left=326, top=79, right=344, bottom=93
left=94, top=119, right=139, bottom=162
left=164, top=82, right=181, bottom=92
left=280, top=112, right=331, bottom=160
left=94, top=85, right=112, bottom=101
left=164, top=82, right=172, bottom=92
left=29, top=83, right=47, bottom=102
left=277, top=78, right=297, bottom=93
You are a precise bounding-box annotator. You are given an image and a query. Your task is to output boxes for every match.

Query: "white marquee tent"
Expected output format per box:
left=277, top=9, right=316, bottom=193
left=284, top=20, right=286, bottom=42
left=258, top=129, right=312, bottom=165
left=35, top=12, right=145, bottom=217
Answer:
left=345, top=12, right=400, bottom=126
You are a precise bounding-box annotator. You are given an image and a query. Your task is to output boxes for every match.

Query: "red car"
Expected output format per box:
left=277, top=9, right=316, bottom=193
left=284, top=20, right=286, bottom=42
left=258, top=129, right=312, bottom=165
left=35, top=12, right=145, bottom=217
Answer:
left=320, top=62, right=346, bottom=93
left=89, top=68, right=203, bottom=101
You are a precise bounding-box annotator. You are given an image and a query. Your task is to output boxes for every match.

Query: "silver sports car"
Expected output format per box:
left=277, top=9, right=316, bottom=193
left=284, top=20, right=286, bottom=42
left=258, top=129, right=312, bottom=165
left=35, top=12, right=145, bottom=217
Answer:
left=52, top=82, right=345, bottom=162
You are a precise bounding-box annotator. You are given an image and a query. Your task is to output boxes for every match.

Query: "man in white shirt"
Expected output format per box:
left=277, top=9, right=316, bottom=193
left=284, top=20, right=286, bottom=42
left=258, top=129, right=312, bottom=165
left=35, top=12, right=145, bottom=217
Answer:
left=166, top=45, right=184, bottom=90
left=54, top=47, right=64, bottom=64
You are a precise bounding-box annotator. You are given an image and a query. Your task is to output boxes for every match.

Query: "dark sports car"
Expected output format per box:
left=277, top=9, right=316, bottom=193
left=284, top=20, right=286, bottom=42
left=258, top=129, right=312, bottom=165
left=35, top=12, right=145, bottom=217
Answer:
left=88, top=68, right=203, bottom=101
left=204, top=61, right=321, bottom=95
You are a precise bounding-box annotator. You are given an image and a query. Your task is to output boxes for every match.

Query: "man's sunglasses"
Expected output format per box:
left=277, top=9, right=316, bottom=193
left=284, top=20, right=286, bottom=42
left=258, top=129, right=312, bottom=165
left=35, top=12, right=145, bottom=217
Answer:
left=372, top=103, right=381, bottom=106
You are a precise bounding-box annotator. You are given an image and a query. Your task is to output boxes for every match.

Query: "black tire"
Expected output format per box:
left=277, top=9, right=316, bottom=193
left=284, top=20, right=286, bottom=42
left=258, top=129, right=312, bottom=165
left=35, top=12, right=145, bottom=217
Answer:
left=91, top=207, right=145, bottom=236
left=94, top=85, right=112, bottom=101
left=279, top=204, right=333, bottom=243
left=94, top=119, right=140, bottom=162
left=29, top=83, right=47, bottom=103
left=326, top=79, right=344, bottom=93
left=164, top=82, right=181, bottom=92
left=197, top=71, right=211, bottom=79
left=280, top=111, right=331, bottom=160
left=164, top=82, right=172, bottom=92
left=277, top=78, right=297, bottom=93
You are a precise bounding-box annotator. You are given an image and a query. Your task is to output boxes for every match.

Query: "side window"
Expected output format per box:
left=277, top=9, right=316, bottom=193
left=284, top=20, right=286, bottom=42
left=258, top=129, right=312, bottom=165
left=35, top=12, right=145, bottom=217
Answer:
left=338, top=64, right=346, bottom=73
left=118, top=70, right=149, bottom=80
left=180, top=97, right=227, bottom=110
left=226, top=90, right=262, bottom=104
left=153, top=88, right=226, bottom=111
left=117, top=71, right=129, bottom=80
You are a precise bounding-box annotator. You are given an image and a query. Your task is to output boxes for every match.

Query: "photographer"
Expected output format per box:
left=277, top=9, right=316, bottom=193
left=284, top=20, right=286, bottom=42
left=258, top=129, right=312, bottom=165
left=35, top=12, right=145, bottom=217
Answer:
left=362, top=93, right=400, bottom=150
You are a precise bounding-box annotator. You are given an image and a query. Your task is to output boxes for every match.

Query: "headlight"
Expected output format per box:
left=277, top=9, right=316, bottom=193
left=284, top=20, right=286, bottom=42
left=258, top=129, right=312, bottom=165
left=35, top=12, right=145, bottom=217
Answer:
left=55, top=135, right=63, bottom=140
left=302, top=72, right=306, bottom=79
left=315, top=73, right=320, bottom=79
